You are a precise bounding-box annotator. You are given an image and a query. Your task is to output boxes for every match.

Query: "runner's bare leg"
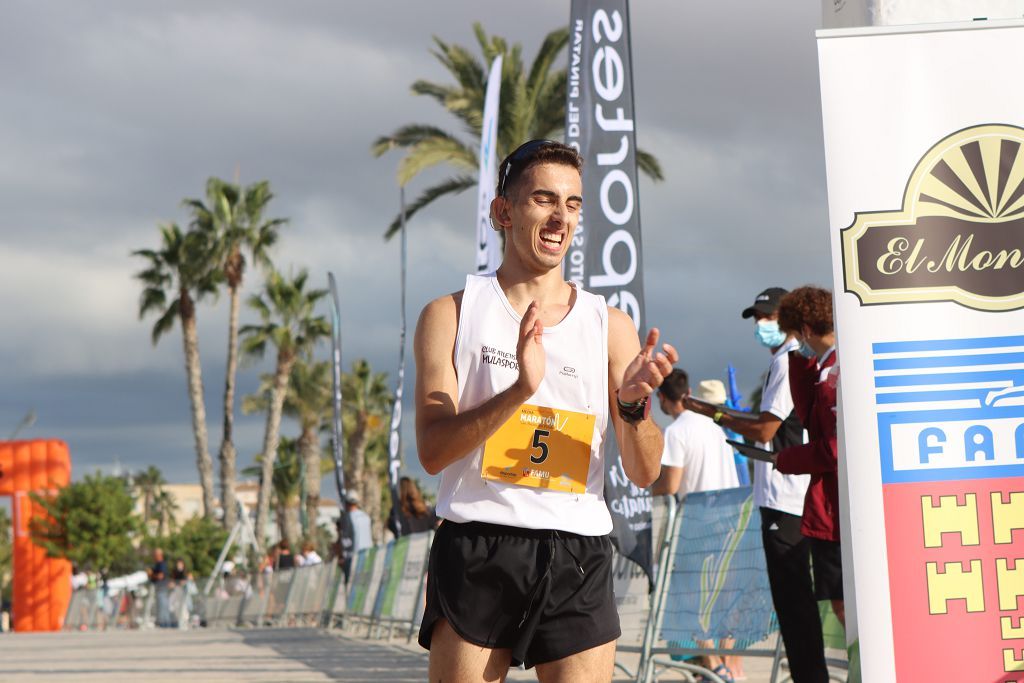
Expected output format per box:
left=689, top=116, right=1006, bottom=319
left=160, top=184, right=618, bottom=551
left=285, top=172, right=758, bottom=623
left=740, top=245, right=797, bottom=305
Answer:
left=535, top=641, right=615, bottom=683
left=429, top=619, right=512, bottom=682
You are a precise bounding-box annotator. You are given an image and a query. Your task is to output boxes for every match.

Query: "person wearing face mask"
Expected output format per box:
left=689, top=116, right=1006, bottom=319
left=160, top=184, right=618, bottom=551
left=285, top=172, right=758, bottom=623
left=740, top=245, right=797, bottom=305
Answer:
left=773, top=286, right=844, bottom=640
left=687, top=287, right=827, bottom=682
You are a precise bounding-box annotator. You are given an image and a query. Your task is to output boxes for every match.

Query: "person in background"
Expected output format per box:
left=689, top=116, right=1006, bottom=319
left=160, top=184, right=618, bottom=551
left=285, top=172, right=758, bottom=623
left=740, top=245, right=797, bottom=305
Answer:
left=388, top=476, right=437, bottom=537
left=690, top=287, right=826, bottom=681
left=299, top=540, right=323, bottom=566
left=147, top=548, right=171, bottom=628
left=275, top=540, right=295, bottom=570
left=345, top=492, right=373, bottom=554
left=773, top=286, right=844, bottom=632
left=170, top=559, right=188, bottom=586
left=651, top=369, right=740, bottom=683
left=693, top=378, right=750, bottom=486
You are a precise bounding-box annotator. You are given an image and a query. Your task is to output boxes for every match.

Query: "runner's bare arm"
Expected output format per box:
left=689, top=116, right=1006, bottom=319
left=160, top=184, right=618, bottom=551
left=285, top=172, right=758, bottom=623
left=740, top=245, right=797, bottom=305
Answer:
left=415, top=294, right=545, bottom=475
left=607, top=308, right=678, bottom=488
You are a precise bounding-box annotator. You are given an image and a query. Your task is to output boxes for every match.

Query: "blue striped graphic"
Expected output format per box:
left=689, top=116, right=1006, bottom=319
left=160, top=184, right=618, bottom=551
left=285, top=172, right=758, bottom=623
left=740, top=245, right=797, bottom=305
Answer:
left=874, top=335, right=1024, bottom=408
left=872, top=335, right=1024, bottom=354
left=874, top=369, right=1024, bottom=388
left=873, top=334, right=1024, bottom=484
left=874, top=351, right=1024, bottom=371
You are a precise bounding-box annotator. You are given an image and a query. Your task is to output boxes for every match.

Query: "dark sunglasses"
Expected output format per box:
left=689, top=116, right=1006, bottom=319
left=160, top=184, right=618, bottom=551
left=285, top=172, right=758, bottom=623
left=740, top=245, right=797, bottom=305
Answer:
left=497, top=139, right=560, bottom=197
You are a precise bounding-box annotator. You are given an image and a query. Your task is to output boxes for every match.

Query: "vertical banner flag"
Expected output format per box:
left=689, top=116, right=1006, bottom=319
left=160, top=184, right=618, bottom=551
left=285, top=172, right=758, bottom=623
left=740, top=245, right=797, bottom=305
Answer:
left=566, top=0, right=653, bottom=584
left=327, top=272, right=353, bottom=568
left=387, top=189, right=408, bottom=535
left=818, top=21, right=1024, bottom=681
left=476, top=55, right=503, bottom=274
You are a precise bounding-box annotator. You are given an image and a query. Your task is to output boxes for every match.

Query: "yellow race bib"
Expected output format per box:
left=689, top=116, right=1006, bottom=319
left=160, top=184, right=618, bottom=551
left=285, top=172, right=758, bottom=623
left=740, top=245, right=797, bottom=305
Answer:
left=481, top=404, right=595, bottom=494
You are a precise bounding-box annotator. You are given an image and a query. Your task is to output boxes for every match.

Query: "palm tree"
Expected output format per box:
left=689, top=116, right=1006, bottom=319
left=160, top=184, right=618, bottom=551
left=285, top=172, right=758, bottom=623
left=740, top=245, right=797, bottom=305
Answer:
left=341, top=359, right=392, bottom=541
left=243, top=437, right=303, bottom=546
left=373, top=22, right=664, bottom=238
left=184, top=178, right=286, bottom=531
left=242, top=358, right=333, bottom=537
left=133, top=466, right=167, bottom=531
left=133, top=224, right=221, bottom=518
left=240, top=269, right=330, bottom=549
left=152, top=488, right=180, bottom=537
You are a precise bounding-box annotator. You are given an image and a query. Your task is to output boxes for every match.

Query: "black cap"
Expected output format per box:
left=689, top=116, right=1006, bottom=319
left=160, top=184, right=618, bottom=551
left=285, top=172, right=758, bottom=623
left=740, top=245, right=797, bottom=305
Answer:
left=741, top=287, right=787, bottom=319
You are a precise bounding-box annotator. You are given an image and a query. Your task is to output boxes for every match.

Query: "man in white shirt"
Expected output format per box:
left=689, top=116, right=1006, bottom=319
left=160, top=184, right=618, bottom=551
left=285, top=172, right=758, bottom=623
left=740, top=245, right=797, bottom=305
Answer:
left=345, top=493, right=372, bottom=554
left=687, top=288, right=827, bottom=683
left=652, top=369, right=739, bottom=498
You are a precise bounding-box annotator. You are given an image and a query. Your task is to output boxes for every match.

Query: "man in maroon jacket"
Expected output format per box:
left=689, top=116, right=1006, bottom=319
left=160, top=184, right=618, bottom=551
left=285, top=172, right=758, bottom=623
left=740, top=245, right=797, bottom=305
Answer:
left=774, top=286, right=844, bottom=627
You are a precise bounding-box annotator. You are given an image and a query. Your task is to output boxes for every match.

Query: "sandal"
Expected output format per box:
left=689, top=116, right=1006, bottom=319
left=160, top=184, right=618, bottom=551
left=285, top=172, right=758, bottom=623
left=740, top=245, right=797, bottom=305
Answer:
left=695, top=665, right=735, bottom=683
left=711, top=664, right=736, bottom=683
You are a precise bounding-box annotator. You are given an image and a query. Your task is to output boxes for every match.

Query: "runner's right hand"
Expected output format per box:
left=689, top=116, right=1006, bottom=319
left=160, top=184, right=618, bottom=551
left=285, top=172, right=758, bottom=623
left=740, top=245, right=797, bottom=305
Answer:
left=515, top=301, right=545, bottom=398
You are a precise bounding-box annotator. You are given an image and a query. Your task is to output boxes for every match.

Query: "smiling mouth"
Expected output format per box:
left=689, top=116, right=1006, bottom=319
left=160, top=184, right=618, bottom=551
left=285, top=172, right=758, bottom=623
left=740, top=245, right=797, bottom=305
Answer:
left=539, top=232, right=564, bottom=250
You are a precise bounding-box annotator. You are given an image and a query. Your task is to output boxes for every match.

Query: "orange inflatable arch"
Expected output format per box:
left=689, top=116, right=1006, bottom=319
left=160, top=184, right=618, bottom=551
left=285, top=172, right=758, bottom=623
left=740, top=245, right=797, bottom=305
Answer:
left=0, top=439, right=72, bottom=632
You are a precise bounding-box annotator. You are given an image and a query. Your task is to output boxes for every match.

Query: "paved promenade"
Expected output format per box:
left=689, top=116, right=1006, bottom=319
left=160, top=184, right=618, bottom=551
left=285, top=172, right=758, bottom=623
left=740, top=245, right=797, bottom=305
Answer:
left=0, top=627, right=783, bottom=681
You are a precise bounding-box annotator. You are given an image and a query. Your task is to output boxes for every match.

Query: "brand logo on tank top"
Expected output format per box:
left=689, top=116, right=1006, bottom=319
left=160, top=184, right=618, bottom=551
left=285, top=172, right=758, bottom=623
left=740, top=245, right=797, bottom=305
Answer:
left=559, top=365, right=577, bottom=379
left=480, top=344, right=518, bottom=371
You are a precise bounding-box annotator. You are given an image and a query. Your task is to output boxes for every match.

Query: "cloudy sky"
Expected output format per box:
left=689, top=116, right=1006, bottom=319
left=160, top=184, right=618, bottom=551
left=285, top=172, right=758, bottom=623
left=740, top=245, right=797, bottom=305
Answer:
left=0, top=1, right=831, bottom=495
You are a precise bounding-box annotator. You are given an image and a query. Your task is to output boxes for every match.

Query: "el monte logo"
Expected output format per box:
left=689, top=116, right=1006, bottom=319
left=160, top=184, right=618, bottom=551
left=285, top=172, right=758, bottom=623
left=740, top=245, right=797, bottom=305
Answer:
left=842, top=124, right=1024, bottom=311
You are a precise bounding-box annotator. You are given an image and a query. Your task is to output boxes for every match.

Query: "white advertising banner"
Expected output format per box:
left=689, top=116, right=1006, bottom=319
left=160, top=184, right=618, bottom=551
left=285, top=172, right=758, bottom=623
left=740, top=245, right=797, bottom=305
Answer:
left=822, top=0, right=1024, bottom=28
left=475, top=55, right=503, bottom=275
left=818, top=20, right=1024, bottom=681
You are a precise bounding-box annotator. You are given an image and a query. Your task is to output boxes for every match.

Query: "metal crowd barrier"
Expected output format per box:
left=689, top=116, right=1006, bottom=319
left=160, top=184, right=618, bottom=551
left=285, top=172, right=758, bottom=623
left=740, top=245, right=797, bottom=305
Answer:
left=636, top=487, right=849, bottom=683
left=60, top=506, right=850, bottom=683
left=63, top=581, right=196, bottom=631
left=613, top=495, right=677, bottom=678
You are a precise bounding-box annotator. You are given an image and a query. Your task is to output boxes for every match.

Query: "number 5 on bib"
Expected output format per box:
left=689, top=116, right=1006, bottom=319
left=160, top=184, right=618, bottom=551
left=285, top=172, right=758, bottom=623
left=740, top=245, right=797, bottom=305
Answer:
left=481, top=404, right=595, bottom=494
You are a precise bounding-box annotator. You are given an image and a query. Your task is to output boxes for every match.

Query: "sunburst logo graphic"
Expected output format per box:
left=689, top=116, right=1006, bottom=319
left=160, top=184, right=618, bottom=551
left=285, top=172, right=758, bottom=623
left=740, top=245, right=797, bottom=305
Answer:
left=842, top=124, right=1024, bottom=311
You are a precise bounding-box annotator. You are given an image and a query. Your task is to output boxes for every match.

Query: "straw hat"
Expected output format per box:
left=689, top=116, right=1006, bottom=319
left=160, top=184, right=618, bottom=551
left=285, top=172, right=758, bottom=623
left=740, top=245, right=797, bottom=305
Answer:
left=694, top=379, right=727, bottom=405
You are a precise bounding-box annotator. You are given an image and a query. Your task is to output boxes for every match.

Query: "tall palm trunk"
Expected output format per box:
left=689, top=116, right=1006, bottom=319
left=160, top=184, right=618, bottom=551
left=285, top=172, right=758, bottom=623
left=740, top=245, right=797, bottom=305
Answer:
left=298, top=424, right=321, bottom=537
left=219, top=280, right=242, bottom=530
left=253, top=349, right=295, bottom=549
left=180, top=289, right=216, bottom=518
left=348, top=414, right=368, bottom=506
left=364, top=472, right=383, bottom=543
left=279, top=500, right=301, bottom=548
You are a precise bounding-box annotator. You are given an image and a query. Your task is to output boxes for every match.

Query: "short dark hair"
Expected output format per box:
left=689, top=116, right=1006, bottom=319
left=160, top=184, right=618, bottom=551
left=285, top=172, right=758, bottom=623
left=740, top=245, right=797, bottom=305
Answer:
left=658, top=369, right=690, bottom=402
left=778, top=286, right=834, bottom=336
left=497, top=139, right=583, bottom=198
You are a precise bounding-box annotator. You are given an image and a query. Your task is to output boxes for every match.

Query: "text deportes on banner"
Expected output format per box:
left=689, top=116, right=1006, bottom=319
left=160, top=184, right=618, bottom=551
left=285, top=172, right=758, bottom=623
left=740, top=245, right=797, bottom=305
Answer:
left=567, top=0, right=653, bottom=587
left=565, top=0, right=645, bottom=333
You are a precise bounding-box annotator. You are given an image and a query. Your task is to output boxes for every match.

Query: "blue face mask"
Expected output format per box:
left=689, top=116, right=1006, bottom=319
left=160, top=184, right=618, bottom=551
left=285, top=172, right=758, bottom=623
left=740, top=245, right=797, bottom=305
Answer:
left=798, top=340, right=817, bottom=358
left=754, top=320, right=786, bottom=349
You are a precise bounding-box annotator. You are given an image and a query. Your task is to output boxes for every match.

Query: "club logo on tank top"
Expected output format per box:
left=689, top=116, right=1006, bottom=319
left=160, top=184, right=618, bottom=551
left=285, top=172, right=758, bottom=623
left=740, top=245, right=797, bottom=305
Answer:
left=480, top=344, right=518, bottom=371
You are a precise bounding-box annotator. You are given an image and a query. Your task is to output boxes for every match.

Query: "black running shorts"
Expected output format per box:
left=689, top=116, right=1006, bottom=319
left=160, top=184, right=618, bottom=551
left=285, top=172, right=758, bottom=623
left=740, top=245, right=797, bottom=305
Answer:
left=810, top=537, right=844, bottom=601
left=417, top=519, right=621, bottom=668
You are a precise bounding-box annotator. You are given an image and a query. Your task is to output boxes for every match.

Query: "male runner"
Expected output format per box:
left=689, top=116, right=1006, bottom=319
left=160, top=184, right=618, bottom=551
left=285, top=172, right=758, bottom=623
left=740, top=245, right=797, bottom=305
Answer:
left=414, top=139, right=677, bottom=682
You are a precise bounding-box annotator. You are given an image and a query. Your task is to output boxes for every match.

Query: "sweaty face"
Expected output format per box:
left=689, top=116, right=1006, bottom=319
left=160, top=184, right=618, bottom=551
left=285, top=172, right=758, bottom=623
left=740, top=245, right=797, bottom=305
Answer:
left=500, top=162, right=582, bottom=273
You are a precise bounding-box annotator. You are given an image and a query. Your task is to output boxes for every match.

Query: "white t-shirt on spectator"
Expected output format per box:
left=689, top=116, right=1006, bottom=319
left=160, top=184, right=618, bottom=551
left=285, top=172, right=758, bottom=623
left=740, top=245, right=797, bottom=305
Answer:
left=661, top=410, right=740, bottom=496
left=300, top=550, right=323, bottom=566
left=349, top=508, right=373, bottom=552
left=755, top=337, right=811, bottom=516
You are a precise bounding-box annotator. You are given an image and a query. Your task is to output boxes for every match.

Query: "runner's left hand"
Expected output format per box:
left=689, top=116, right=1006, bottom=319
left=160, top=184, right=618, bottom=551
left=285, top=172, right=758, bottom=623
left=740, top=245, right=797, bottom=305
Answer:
left=619, top=328, right=678, bottom=404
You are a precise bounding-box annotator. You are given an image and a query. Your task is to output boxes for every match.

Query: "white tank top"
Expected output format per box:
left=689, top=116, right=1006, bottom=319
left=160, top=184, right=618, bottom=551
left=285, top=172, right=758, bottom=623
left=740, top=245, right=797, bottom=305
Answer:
left=435, top=273, right=613, bottom=535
